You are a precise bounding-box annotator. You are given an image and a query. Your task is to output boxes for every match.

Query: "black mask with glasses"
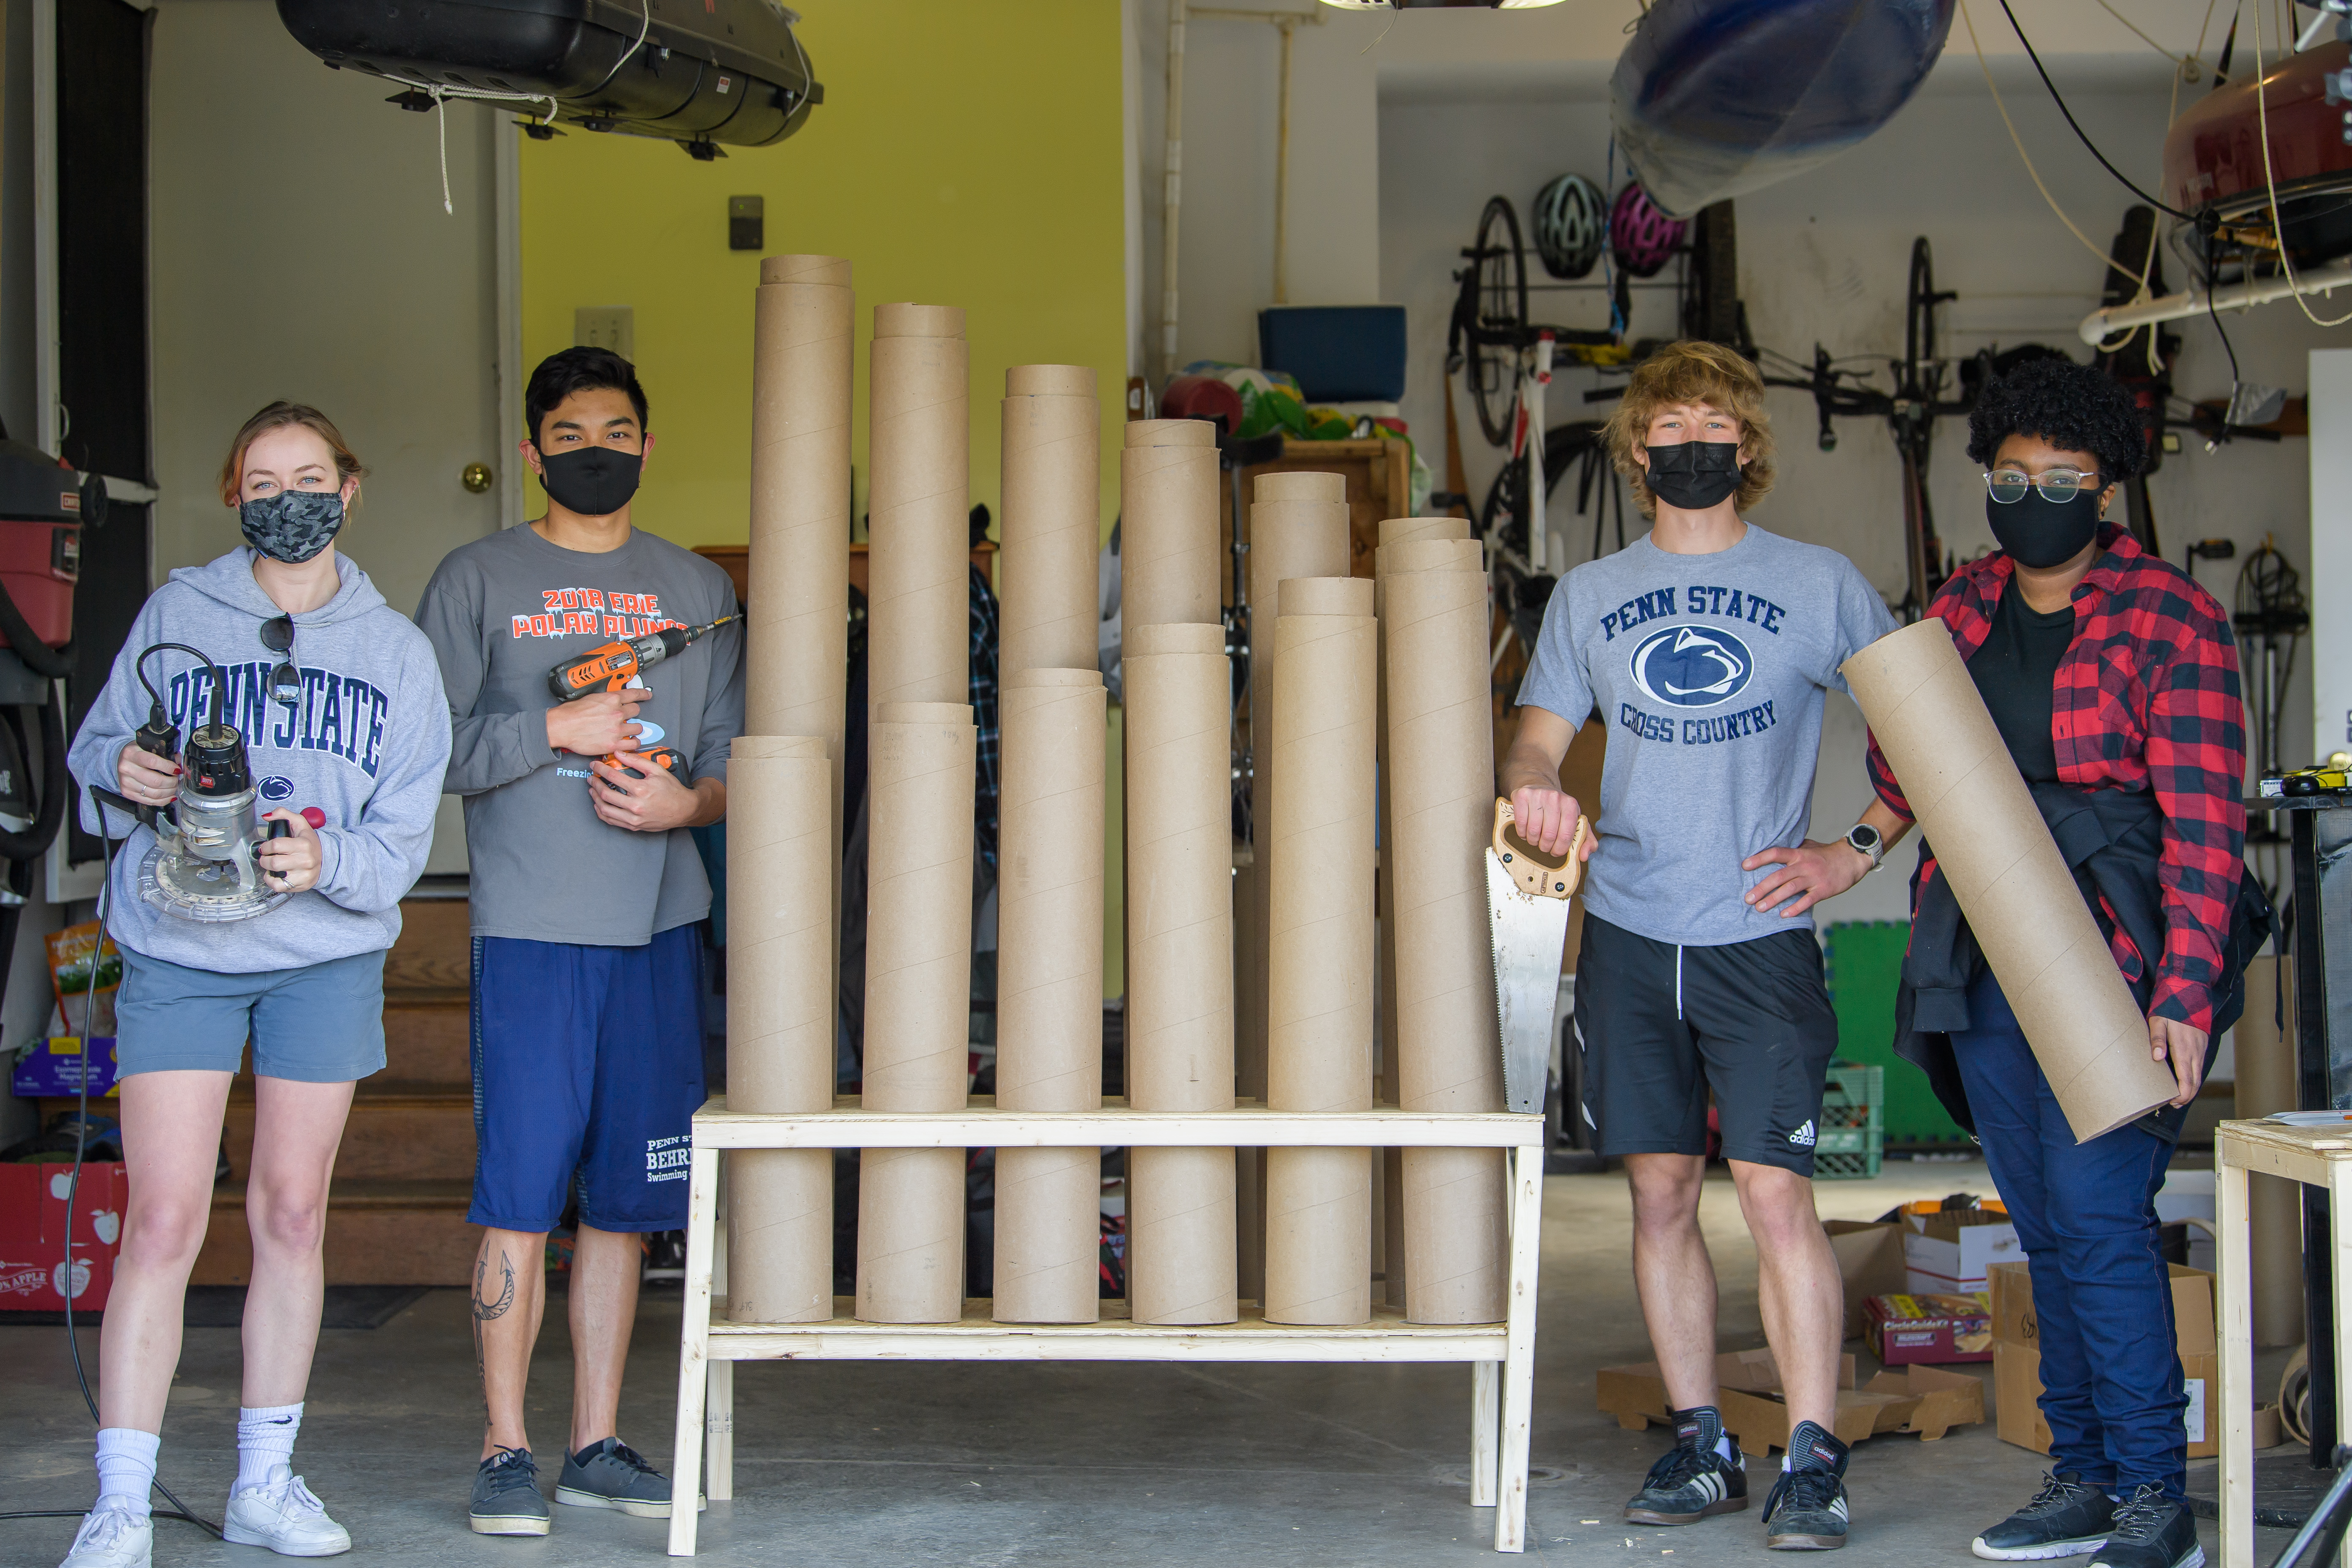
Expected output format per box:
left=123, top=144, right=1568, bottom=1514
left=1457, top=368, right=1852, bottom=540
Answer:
left=1982, top=465, right=2102, bottom=504
left=261, top=615, right=302, bottom=705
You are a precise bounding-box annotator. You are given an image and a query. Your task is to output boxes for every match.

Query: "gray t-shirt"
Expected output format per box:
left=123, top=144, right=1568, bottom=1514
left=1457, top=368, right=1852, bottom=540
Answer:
left=416, top=524, right=745, bottom=946
left=1516, top=524, right=1895, bottom=947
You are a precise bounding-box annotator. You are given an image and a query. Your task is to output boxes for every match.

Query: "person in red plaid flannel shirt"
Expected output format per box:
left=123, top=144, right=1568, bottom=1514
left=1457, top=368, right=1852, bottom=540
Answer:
left=1746, top=357, right=2267, bottom=1568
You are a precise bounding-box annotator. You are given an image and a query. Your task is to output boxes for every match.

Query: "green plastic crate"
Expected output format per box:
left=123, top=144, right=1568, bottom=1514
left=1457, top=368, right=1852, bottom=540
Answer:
left=1822, top=920, right=1971, bottom=1150
left=1813, top=1059, right=1884, bottom=1178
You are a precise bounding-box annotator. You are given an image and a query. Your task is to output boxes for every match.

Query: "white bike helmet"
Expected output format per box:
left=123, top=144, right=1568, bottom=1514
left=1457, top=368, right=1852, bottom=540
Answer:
left=1532, top=173, right=1607, bottom=280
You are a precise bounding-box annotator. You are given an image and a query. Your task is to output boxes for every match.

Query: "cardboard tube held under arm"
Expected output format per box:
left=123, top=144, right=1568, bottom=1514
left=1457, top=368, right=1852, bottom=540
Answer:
left=1123, top=421, right=1220, bottom=629
left=1124, top=620, right=1238, bottom=1325
left=1001, top=368, right=1101, bottom=675
left=1384, top=563, right=1507, bottom=1325
left=857, top=702, right=976, bottom=1322
left=1263, top=580, right=1375, bottom=1326
left=1841, top=621, right=2180, bottom=1141
left=725, top=735, right=835, bottom=1324
left=868, top=305, right=970, bottom=713
left=992, top=670, right=1106, bottom=1324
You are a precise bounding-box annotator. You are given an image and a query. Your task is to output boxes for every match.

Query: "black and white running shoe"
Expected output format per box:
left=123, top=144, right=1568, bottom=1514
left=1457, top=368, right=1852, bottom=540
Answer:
left=1762, top=1421, right=1851, bottom=1551
left=2088, top=1486, right=2202, bottom=1568
left=1973, top=1473, right=2116, bottom=1560
left=1625, top=1407, right=1748, bottom=1526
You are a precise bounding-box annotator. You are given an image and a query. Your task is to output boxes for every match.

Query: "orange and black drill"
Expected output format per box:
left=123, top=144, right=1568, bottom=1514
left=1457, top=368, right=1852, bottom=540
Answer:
left=545, top=615, right=735, bottom=785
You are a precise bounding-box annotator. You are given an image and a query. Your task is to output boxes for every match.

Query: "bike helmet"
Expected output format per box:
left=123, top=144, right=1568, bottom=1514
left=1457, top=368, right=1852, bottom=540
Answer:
left=1532, top=173, right=1606, bottom=280
left=1609, top=181, right=1687, bottom=278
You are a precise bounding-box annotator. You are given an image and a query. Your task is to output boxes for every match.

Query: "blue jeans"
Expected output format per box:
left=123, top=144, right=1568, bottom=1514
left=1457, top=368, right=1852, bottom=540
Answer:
left=1949, top=969, right=2184, bottom=1498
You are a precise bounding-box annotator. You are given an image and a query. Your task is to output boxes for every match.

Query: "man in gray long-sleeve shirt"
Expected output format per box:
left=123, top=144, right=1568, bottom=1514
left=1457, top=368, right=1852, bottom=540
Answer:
left=415, top=348, right=743, bottom=1537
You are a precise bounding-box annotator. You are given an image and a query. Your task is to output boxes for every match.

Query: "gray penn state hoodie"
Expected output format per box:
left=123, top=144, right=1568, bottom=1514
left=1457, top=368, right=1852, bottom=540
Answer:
left=67, top=547, right=452, bottom=973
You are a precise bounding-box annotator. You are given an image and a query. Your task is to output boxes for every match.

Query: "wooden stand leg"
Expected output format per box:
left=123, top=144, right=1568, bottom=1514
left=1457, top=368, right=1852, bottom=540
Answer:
left=668, top=1146, right=721, bottom=1557
left=2217, top=1155, right=2253, bottom=1568
left=2334, top=1164, right=2352, bottom=1568
left=1493, top=1145, right=1542, bottom=1554
left=1472, top=1361, right=1500, bottom=1508
left=705, top=1361, right=735, bottom=1503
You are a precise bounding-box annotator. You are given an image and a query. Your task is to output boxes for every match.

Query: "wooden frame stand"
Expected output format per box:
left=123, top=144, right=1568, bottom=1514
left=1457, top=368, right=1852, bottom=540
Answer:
left=668, top=1097, right=1547, bottom=1555
left=2215, top=1116, right=2352, bottom=1568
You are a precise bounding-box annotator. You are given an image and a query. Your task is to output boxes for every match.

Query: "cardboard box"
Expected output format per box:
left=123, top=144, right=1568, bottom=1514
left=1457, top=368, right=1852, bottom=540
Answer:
left=1862, top=1364, right=1987, bottom=1440
left=1826, top=1219, right=1908, bottom=1340
left=1988, top=1260, right=2036, bottom=1345
left=9, top=1035, right=118, bottom=1099
left=1991, top=1265, right=2219, bottom=1460
left=1902, top=1204, right=2020, bottom=1295
left=1596, top=1348, right=1936, bottom=1454
left=0, top=1159, right=124, bottom=1312
left=1864, top=1292, right=1995, bottom=1364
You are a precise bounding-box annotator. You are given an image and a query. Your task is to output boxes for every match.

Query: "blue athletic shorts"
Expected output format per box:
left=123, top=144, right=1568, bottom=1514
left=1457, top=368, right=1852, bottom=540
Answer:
left=114, top=945, right=387, bottom=1082
left=467, top=924, right=706, bottom=1234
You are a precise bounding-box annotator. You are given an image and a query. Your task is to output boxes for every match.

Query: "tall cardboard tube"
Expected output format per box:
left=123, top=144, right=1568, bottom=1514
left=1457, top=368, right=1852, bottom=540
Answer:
left=1842, top=621, right=2181, bottom=1141
left=1123, top=425, right=1220, bottom=629
left=1128, top=1145, right=1237, bottom=1324
left=725, top=735, right=835, bottom=1324
left=747, top=262, right=852, bottom=743
left=992, top=672, right=1106, bottom=1323
left=1256, top=470, right=1346, bottom=503
left=763, top=254, right=851, bottom=286
left=857, top=703, right=976, bottom=1322
left=1001, top=367, right=1101, bottom=675
left=1384, top=562, right=1506, bottom=1324
left=868, top=304, right=970, bottom=713
left=1378, top=515, right=1470, bottom=550
left=2236, top=956, right=2307, bottom=1347
left=1262, top=587, right=1375, bottom=1326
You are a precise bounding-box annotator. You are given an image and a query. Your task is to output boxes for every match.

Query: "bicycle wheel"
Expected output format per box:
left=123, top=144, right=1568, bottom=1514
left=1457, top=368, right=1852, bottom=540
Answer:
left=1467, top=196, right=1528, bottom=448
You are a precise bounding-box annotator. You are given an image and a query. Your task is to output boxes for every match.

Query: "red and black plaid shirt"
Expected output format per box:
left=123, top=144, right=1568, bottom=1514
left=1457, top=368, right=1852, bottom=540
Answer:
left=1864, top=523, right=2246, bottom=1035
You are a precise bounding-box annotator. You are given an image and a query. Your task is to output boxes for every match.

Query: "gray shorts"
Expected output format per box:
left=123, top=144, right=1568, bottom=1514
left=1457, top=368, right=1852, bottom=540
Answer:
left=114, top=945, right=388, bottom=1082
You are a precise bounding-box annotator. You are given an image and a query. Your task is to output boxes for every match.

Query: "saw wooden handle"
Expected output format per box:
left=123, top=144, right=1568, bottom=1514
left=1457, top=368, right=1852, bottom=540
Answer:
left=1492, top=797, right=1588, bottom=901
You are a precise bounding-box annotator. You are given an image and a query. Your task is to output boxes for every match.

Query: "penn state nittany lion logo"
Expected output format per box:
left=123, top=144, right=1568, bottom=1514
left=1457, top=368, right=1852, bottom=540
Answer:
left=1630, top=624, right=1753, bottom=708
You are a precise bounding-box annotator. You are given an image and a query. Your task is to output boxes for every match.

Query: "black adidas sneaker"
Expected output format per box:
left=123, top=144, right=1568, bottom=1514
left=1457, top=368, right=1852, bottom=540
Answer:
left=1762, top=1421, right=1850, bottom=1550
left=1626, top=1405, right=1748, bottom=1526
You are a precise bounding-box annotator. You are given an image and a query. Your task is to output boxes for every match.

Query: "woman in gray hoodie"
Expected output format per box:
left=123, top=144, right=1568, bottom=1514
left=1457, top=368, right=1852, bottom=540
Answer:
left=57, top=404, right=451, bottom=1568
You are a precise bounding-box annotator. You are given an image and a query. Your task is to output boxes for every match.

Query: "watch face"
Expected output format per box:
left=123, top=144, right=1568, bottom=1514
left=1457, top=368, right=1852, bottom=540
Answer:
left=1849, top=825, right=1881, bottom=852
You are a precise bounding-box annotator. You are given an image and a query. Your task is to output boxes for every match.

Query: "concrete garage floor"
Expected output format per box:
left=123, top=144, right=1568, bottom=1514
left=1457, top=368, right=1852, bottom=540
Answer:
left=2, top=1160, right=2306, bottom=1566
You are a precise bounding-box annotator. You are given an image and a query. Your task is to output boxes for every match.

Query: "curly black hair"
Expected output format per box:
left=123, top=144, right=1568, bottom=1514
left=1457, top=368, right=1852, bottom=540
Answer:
left=1964, top=354, right=2145, bottom=482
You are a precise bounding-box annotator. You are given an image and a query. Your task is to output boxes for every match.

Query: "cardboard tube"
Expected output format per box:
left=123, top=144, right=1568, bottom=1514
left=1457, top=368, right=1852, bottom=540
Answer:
left=1384, top=563, right=1506, bottom=1324
left=992, top=1146, right=1100, bottom=1324
left=1001, top=368, right=1100, bottom=675
left=1127, top=418, right=1216, bottom=448
left=1277, top=576, right=1372, bottom=618
left=1128, top=1144, right=1237, bottom=1323
left=857, top=703, right=976, bottom=1322
left=1122, top=441, right=1220, bottom=629
left=1380, top=538, right=1483, bottom=576
left=868, top=304, right=970, bottom=713
left=1378, top=515, right=1470, bottom=550
left=763, top=254, right=851, bottom=286
left=1261, top=591, right=1375, bottom=1326
left=747, top=265, right=852, bottom=743
left=995, top=674, right=1105, bottom=1113
left=1256, top=470, right=1346, bottom=503
left=2236, top=956, right=2307, bottom=1347
left=724, top=737, right=835, bottom=1324
left=1842, top=621, right=2181, bottom=1141
left=1125, top=648, right=1235, bottom=1112
left=1127, top=621, right=1223, bottom=657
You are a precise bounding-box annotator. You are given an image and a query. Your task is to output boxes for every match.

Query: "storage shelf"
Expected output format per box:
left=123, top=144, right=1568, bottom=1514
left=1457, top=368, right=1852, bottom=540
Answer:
left=694, top=1094, right=1545, bottom=1151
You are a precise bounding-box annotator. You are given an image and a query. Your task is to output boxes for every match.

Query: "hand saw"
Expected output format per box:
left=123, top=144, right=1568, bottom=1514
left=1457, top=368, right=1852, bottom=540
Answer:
left=1486, top=798, right=1590, bottom=1116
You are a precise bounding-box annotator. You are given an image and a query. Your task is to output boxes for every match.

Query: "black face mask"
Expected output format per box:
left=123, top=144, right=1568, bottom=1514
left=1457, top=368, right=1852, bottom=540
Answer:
left=1643, top=441, right=1743, bottom=511
left=1986, top=489, right=2101, bottom=569
left=538, top=444, right=642, bottom=518
left=240, top=490, right=345, bottom=564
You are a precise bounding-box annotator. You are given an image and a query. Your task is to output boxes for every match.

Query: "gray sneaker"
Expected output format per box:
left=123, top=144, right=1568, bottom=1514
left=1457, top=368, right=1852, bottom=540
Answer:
left=469, top=1448, right=549, bottom=1537
left=555, top=1438, right=700, bottom=1519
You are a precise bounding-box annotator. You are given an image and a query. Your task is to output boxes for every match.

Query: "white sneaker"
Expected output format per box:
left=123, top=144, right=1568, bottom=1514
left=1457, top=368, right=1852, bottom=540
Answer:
left=223, top=1475, right=352, bottom=1557
left=59, top=1505, right=151, bottom=1568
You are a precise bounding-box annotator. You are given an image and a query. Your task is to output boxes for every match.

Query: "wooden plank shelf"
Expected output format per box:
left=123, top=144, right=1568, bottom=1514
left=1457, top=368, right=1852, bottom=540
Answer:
left=668, top=1097, right=1545, bottom=1557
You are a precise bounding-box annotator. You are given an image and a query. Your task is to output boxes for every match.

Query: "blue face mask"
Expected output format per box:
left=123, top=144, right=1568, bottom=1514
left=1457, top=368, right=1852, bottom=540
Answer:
left=240, top=490, right=345, bottom=564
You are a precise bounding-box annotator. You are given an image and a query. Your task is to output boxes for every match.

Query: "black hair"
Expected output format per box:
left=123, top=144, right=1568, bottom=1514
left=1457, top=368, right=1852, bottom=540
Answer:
left=525, top=346, right=649, bottom=445
left=1964, top=354, right=2145, bottom=482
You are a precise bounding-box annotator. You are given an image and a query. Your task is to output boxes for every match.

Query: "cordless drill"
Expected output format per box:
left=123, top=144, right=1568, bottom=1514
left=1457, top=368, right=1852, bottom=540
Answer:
left=545, top=615, right=735, bottom=786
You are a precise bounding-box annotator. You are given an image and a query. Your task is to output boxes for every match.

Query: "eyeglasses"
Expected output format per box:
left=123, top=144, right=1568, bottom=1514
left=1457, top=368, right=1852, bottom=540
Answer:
left=260, top=616, right=302, bottom=705
left=1984, top=466, right=2102, bottom=505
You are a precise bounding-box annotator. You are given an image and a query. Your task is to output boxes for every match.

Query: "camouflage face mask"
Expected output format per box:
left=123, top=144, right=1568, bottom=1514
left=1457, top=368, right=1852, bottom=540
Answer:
left=239, top=490, right=345, bottom=564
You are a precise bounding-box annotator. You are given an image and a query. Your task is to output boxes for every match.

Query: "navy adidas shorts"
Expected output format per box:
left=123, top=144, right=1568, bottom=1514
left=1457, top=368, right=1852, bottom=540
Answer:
left=1571, top=914, right=1838, bottom=1175
left=467, top=924, right=706, bottom=1234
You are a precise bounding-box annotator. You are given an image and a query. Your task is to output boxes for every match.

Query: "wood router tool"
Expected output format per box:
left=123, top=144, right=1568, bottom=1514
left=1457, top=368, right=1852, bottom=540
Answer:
left=92, top=641, right=302, bottom=922
left=545, top=615, right=736, bottom=782
left=1485, top=797, right=1590, bottom=1116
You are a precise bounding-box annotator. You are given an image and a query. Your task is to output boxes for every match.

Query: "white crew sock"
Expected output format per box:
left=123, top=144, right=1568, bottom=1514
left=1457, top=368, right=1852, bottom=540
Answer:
left=236, top=1403, right=303, bottom=1493
left=94, top=1428, right=160, bottom=1518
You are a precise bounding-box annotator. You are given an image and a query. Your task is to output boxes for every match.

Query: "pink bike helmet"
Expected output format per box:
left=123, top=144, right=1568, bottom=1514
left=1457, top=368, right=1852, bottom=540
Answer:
left=1609, top=181, right=1686, bottom=278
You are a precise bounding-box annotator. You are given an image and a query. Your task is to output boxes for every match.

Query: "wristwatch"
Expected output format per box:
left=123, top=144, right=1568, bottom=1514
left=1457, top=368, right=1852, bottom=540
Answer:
left=1843, top=822, right=1886, bottom=870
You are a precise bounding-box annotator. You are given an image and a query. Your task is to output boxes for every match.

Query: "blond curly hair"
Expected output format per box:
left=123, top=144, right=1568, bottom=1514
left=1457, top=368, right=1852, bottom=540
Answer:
left=1602, top=341, right=1775, bottom=520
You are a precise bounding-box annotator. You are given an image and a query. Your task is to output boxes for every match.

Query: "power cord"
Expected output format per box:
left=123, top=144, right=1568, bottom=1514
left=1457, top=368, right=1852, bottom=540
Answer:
left=1995, top=0, right=2193, bottom=220
left=0, top=790, right=223, bottom=1538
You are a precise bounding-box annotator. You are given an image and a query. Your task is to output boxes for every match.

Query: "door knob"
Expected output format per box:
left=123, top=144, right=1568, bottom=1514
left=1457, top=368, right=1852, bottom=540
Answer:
left=462, top=463, right=494, bottom=494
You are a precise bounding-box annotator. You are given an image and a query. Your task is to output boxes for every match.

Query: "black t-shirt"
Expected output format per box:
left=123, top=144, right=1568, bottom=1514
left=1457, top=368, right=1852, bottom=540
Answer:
left=1966, top=580, right=2075, bottom=783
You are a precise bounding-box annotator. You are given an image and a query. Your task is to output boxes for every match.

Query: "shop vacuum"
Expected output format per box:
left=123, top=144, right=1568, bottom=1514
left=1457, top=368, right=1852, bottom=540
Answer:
left=275, top=0, right=820, bottom=154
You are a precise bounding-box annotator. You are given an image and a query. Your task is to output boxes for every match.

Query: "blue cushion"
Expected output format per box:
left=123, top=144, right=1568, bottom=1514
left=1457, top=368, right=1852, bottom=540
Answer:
left=1257, top=305, right=1407, bottom=404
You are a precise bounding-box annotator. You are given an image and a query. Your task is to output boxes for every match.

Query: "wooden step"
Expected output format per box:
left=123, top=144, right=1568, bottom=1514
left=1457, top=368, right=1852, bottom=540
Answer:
left=385, top=897, right=469, bottom=991
left=382, top=989, right=469, bottom=1086
left=192, top=1179, right=477, bottom=1287
left=224, top=1089, right=475, bottom=1181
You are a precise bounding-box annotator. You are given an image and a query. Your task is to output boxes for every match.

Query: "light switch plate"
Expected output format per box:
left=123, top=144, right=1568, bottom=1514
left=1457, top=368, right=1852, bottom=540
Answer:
left=575, top=305, right=634, bottom=362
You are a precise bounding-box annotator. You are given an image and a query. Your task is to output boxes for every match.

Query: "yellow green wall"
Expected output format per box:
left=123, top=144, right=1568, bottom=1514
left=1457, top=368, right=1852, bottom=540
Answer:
left=517, top=1, right=1130, bottom=546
